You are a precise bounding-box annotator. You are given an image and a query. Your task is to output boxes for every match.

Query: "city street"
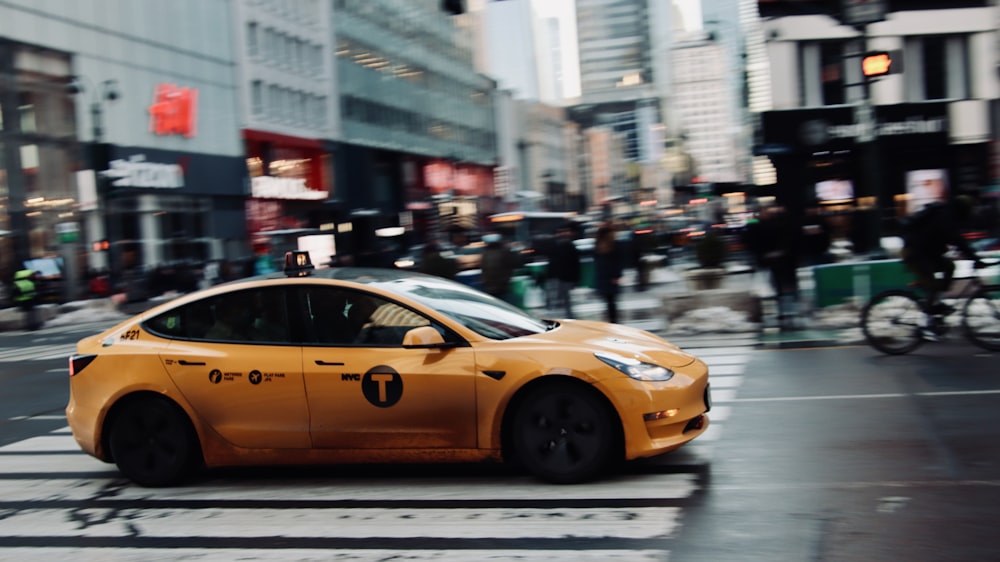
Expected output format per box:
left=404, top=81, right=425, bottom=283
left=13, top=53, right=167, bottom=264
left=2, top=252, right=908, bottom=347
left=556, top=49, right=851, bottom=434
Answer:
left=1, top=302, right=998, bottom=560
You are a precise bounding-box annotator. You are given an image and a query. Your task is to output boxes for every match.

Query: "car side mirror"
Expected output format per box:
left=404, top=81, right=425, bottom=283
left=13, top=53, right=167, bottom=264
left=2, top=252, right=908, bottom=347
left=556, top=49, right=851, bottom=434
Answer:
left=402, top=326, right=450, bottom=349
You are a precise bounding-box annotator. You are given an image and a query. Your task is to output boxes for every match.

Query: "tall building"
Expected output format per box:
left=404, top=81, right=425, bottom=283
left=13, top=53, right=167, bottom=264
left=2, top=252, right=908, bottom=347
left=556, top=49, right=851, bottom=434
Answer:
left=332, top=0, right=499, bottom=251
left=1, top=0, right=504, bottom=296
left=570, top=0, right=680, bottom=158
left=740, top=0, right=776, bottom=186
left=672, top=32, right=743, bottom=183
left=469, top=0, right=581, bottom=211
left=232, top=0, right=339, bottom=261
left=474, top=0, right=577, bottom=105
left=754, top=0, right=998, bottom=252
left=567, top=0, right=680, bottom=211
left=0, top=0, right=246, bottom=297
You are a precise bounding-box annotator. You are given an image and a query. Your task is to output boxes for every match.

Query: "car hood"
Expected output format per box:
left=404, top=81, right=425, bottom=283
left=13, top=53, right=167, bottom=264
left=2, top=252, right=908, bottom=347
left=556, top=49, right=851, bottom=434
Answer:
left=522, top=319, right=699, bottom=369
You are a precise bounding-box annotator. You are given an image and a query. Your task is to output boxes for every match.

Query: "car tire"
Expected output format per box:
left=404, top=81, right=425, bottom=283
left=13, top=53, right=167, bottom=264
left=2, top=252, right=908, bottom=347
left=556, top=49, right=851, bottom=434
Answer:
left=509, top=381, right=620, bottom=484
left=107, top=395, right=200, bottom=487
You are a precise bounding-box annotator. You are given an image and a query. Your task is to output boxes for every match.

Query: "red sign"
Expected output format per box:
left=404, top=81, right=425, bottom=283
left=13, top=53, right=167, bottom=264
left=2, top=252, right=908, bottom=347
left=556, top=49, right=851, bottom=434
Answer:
left=148, top=84, right=198, bottom=138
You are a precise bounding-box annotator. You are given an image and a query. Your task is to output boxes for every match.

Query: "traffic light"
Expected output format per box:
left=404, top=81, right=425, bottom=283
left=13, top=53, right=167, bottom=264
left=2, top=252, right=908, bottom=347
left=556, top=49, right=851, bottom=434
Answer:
left=861, top=50, right=901, bottom=77
left=93, top=239, right=109, bottom=252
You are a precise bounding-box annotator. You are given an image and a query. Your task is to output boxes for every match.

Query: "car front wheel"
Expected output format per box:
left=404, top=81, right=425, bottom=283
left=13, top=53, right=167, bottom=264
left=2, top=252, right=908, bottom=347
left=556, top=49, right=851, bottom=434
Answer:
left=510, top=382, right=620, bottom=484
left=107, top=395, right=200, bottom=487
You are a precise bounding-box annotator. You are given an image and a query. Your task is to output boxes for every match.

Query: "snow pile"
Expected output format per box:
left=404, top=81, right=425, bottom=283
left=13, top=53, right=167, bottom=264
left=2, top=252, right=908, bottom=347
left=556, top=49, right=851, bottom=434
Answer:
left=810, top=302, right=861, bottom=329
left=667, top=306, right=759, bottom=335
left=43, top=300, right=127, bottom=327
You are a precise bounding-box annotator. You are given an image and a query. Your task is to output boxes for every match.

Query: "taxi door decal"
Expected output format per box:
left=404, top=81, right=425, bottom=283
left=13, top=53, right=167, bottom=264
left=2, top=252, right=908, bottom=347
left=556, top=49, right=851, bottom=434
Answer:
left=361, top=365, right=403, bottom=407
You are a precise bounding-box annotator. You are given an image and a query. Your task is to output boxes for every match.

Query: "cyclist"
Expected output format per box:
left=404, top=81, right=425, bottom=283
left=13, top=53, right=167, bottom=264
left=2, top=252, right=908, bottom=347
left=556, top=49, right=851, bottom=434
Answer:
left=900, top=196, right=986, bottom=316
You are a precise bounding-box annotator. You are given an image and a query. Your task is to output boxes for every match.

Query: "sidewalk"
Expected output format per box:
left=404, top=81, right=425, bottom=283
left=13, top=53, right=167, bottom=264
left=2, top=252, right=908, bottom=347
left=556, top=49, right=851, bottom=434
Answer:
left=532, top=261, right=860, bottom=349
left=0, top=264, right=861, bottom=349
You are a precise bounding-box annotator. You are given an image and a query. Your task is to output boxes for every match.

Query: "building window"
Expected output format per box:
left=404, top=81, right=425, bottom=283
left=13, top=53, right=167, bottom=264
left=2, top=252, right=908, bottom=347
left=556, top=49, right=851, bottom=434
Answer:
left=819, top=42, right=846, bottom=106
left=247, top=22, right=259, bottom=56
left=251, top=80, right=263, bottom=115
left=906, top=35, right=969, bottom=101
left=268, top=84, right=279, bottom=118
left=800, top=41, right=854, bottom=107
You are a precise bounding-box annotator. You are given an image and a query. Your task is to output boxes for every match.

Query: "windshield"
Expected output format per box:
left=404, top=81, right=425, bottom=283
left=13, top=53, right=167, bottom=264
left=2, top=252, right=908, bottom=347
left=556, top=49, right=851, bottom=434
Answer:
left=371, top=277, right=549, bottom=340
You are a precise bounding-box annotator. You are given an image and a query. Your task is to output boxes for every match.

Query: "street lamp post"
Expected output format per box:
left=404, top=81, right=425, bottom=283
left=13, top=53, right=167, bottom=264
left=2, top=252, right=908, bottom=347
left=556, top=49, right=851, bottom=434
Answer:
left=68, top=76, right=120, bottom=289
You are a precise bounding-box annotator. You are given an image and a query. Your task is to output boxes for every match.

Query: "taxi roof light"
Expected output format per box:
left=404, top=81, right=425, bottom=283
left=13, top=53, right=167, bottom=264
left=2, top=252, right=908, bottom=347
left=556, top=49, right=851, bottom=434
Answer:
left=284, top=251, right=315, bottom=277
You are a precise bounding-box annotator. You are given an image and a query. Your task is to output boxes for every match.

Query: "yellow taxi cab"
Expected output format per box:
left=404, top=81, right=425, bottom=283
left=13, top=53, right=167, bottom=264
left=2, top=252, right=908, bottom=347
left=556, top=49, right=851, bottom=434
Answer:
left=67, top=251, right=711, bottom=486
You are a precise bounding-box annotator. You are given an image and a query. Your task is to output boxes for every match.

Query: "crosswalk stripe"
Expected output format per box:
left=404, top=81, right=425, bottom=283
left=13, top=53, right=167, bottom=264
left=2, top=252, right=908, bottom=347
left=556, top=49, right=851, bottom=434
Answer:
left=0, top=506, right=682, bottom=539
left=0, top=344, right=75, bottom=362
left=0, top=548, right=666, bottom=561
left=709, top=375, right=743, bottom=389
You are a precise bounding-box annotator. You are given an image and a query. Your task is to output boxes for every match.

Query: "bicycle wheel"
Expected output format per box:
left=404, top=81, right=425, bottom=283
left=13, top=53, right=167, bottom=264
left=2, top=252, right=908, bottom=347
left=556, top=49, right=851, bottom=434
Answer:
left=861, top=290, right=927, bottom=355
left=962, top=285, right=1000, bottom=351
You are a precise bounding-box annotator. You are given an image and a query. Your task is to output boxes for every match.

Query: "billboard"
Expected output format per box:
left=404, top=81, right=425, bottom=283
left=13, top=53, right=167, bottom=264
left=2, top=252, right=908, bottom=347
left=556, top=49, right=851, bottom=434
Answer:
left=905, top=169, right=948, bottom=214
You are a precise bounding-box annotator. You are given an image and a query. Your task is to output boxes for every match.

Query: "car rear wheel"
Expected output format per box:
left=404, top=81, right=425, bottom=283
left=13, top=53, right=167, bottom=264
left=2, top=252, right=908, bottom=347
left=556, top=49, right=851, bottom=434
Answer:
left=510, top=382, right=620, bottom=484
left=107, top=395, right=200, bottom=487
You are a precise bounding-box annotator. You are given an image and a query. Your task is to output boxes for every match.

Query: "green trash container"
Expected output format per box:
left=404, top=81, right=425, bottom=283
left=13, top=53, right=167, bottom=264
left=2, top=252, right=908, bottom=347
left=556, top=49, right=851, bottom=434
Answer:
left=509, top=275, right=530, bottom=309
left=525, top=261, right=547, bottom=284
left=813, top=259, right=915, bottom=308
left=580, top=257, right=595, bottom=289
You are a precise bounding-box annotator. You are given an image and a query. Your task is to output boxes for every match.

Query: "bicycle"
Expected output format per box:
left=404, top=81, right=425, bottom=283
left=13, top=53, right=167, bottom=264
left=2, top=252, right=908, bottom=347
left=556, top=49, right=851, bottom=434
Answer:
left=861, top=259, right=1000, bottom=355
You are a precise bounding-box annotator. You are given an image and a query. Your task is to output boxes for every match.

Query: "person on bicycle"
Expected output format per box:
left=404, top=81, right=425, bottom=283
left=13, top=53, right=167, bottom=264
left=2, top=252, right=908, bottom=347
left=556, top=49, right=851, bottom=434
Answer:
left=900, top=196, right=986, bottom=315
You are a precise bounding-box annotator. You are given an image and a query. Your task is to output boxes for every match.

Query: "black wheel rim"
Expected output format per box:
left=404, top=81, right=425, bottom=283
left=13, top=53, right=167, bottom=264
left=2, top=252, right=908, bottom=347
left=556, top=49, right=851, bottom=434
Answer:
left=111, top=400, right=191, bottom=486
left=516, top=390, right=608, bottom=480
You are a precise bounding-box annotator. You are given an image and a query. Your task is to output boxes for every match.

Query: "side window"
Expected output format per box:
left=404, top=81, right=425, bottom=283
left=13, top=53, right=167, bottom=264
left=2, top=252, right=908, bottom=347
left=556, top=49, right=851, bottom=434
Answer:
left=145, top=288, right=291, bottom=344
left=353, top=296, right=433, bottom=346
left=204, top=292, right=256, bottom=342
left=304, top=287, right=433, bottom=346
left=304, top=287, right=352, bottom=344
left=145, top=300, right=214, bottom=340
left=247, top=288, right=291, bottom=343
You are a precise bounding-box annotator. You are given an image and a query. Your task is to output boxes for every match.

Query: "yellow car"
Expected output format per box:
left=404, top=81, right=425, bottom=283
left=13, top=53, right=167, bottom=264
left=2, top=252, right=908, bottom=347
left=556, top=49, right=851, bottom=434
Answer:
left=67, top=252, right=711, bottom=486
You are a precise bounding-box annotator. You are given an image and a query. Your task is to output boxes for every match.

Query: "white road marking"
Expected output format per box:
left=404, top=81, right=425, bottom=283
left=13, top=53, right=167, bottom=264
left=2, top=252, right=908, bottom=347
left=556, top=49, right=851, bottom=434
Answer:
left=0, top=506, right=682, bottom=539
left=0, top=549, right=668, bottom=561
left=733, top=389, right=1000, bottom=403
left=0, top=344, right=75, bottom=362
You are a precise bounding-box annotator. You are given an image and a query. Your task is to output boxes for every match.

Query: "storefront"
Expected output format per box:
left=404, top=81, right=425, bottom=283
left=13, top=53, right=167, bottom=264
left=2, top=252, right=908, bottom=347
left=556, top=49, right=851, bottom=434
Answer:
left=759, top=102, right=990, bottom=251
left=244, top=130, right=335, bottom=270
left=0, top=42, right=78, bottom=286
left=94, top=146, right=247, bottom=275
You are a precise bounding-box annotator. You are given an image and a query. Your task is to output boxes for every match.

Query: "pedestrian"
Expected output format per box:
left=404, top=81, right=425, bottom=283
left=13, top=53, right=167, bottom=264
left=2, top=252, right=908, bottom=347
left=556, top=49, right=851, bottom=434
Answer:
left=419, top=241, right=457, bottom=280
left=11, top=268, right=41, bottom=330
left=757, top=205, right=800, bottom=329
left=547, top=224, right=581, bottom=318
left=479, top=233, right=519, bottom=303
left=593, top=221, right=624, bottom=324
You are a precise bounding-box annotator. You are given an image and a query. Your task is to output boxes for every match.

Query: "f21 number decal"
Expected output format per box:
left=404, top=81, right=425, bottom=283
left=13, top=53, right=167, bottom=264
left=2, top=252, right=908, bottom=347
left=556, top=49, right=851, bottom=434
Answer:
left=119, top=328, right=140, bottom=341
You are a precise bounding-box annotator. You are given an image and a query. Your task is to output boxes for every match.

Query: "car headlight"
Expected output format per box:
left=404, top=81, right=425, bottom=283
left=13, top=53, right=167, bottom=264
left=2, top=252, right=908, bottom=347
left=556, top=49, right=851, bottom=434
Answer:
left=595, top=351, right=674, bottom=382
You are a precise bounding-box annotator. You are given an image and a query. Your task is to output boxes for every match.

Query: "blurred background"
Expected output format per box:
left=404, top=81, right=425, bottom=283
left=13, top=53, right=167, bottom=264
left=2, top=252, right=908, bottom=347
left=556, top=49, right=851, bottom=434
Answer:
left=0, top=0, right=998, bottom=305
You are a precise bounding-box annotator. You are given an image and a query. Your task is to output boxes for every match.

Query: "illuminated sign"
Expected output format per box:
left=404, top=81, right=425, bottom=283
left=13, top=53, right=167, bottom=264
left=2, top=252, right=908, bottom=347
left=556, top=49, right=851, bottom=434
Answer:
left=148, top=83, right=198, bottom=138
left=101, top=154, right=184, bottom=189
left=251, top=176, right=328, bottom=200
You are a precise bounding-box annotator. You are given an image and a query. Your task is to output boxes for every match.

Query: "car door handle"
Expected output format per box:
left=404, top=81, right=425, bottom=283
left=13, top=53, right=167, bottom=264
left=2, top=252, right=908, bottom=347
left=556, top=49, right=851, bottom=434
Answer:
left=178, top=360, right=206, bottom=366
left=314, top=360, right=344, bottom=366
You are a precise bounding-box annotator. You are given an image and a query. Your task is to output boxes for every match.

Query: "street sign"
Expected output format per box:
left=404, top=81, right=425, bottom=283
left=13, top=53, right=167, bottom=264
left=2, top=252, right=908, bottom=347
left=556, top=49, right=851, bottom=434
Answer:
left=841, top=0, right=887, bottom=27
left=55, top=222, right=80, bottom=244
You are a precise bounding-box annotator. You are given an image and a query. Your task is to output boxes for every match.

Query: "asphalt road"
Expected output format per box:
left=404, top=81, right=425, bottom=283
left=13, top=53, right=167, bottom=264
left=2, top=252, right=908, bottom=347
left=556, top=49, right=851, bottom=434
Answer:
left=1, top=318, right=998, bottom=560
left=669, top=342, right=1000, bottom=562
